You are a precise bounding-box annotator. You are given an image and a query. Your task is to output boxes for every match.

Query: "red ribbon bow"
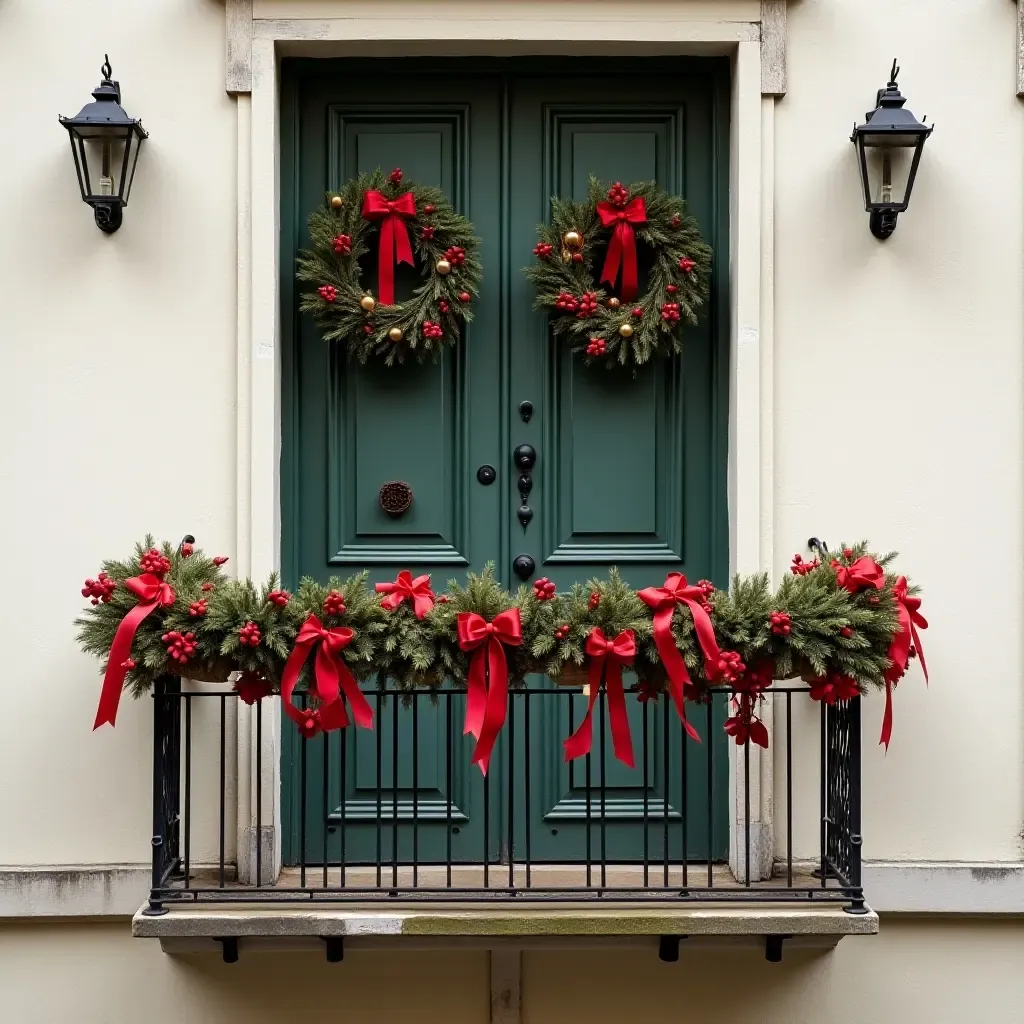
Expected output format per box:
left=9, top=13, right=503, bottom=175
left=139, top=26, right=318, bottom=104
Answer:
left=637, top=573, right=722, bottom=742
left=836, top=556, right=885, bottom=593
left=596, top=197, right=647, bottom=301
left=93, top=573, right=176, bottom=729
left=564, top=628, right=636, bottom=769
left=281, top=614, right=373, bottom=735
left=361, top=190, right=417, bottom=305
left=880, top=577, right=929, bottom=750
left=457, top=609, right=522, bottom=775
left=376, top=571, right=435, bottom=619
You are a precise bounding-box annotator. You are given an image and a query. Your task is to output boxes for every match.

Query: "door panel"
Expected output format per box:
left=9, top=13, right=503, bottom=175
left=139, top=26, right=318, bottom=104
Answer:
left=281, top=60, right=730, bottom=868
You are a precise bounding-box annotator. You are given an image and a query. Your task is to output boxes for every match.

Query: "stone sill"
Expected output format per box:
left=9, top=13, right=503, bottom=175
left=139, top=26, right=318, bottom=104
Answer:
left=134, top=903, right=878, bottom=956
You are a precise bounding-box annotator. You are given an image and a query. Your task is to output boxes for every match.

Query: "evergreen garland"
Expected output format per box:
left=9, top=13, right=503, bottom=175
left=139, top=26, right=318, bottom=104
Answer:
left=523, top=177, right=712, bottom=367
left=296, top=168, right=482, bottom=365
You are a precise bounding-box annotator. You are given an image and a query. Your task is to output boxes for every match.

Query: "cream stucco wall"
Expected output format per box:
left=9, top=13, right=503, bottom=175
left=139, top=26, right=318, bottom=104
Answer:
left=1, top=920, right=1023, bottom=1023
left=0, top=0, right=1021, bottom=885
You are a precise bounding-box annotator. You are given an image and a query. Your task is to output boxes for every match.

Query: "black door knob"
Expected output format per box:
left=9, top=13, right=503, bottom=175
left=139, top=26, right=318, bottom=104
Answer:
left=512, top=554, right=536, bottom=580
left=513, top=444, right=537, bottom=470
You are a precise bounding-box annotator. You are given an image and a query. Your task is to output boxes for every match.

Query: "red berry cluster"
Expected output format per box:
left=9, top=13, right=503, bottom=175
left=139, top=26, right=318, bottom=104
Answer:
left=696, top=579, right=715, bottom=614
left=421, top=225, right=436, bottom=241
left=140, top=548, right=172, bottom=577
left=162, top=631, right=197, bottom=665
left=572, top=252, right=584, bottom=264
left=840, top=626, right=854, bottom=639
left=437, top=595, right=450, bottom=604
left=444, top=246, right=466, bottom=267
left=239, top=621, right=262, bottom=648
left=606, top=181, right=630, bottom=207
left=318, top=284, right=338, bottom=303
left=670, top=214, right=681, bottom=229
left=576, top=291, right=599, bottom=318
left=631, top=306, right=644, bottom=319
left=323, top=590, right=346, bottom=617
left=388, top=167, right=403, bottom=185
left=363, top=324, right=374, bottom=335
left=809, top=673, right=860, bottom=705
left=533, top=242, right=553, bottom=260
left=213, top=556, right=229, bottom=567
left=439, top=300, right=450, bottom=314
left=661, top=302, right=681, bottom=322
left=790, top=554, right=820, bottom=576
left=586, top=337, right=607, bottom=357
left=458, top=291, right=472, bottom=303
left=422, top=321, right=443, bottom=340
left=82, top=571, right=117, bottom=605
left=666, top=284, right=678, bottom=294
left=121, top=658, right=136, bottom=671
left=735, top=660, right=774, bottom=696
left=180, top=541, right=194, bottom=558
left=714, top=650, right=746, bottom=684
left=423, top=203, right=435, bottom=215
left=769, top=611, right=791, bottom=636
left=267, top=589, right=291, bottom=608
left=555, top=291, right=577, bottom=312
left=332, top=234, right=352, bottom=255
left=201, top=582, right=214, bottom=592
left=678, top=257, right=696, bottom=274
left=554, top=623, right=571, bottom=641
left=235, top=670, right=272, bottom=706
left=724, top=695, right=768, bottom=748
left=588, top=591, right=601, bottom=610
left=533, top=577, right=557, bottom=601
left=189, top=599, right=208, bottom=618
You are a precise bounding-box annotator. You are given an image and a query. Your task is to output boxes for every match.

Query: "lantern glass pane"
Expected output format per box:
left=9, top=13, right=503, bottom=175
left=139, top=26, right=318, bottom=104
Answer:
left=79, top=132, right=132, bottom=201
left=860, top=140, right=915, bottom=208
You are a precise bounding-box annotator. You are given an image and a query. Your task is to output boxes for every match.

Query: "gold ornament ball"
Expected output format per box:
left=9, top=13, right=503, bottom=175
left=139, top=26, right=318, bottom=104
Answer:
left=388, top=327, right=404, bottom=343
left=330, top=195, right=343, bottom=209
left=360, top=294, right=376, bottom=312
left=563, top=229, right=583, bottom=250
left=607, top=297, right=621, bottom=309
left=436, top=258, right=452, bottom=276
left=618, top=322, right=635, bottom=338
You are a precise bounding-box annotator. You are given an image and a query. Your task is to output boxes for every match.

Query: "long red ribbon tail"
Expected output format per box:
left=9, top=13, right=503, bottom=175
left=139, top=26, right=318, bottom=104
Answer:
left=563, top=657, right=604, bottom=763
left=280, top=636, right=316, bottom=729
left=471, top=639, right=509, bottom=776
left=911, top=620, right=929, bottom=684
left=650, top=607, right=700, bottom=742
left=683, top=597, right=722, bottom=677
left=337, top=661, right=374, bottom=730
left=464, top=648, right=487, bottom=741
left=605, top=661, right=635, bottom=769
left=880, top=678, right=894, bottom=751
left=376, top=214, right=414, bottom=306
left=93, top=598, right=159, bottom=729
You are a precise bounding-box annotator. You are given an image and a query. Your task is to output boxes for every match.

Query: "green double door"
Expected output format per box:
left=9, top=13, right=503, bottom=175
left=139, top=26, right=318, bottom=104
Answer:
left=281, top=59, right=730, bottom=868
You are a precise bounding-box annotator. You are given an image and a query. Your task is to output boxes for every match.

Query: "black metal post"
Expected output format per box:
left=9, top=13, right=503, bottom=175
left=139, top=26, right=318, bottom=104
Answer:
left=844, top=696, right=869, bottom=914
left=142, top=678, right=171, bottom=916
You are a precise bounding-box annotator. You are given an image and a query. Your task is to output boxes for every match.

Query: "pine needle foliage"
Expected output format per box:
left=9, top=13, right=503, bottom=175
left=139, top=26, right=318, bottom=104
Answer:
left=376, top=595, right=444, bottom=693
left=296, top=169, right=482, bottom=365
left=523, top=177, right=713, bottom=368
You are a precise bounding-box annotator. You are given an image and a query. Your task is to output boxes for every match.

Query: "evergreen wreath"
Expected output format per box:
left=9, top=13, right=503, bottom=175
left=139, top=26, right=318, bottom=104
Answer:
left=524, top=177, right=713, bottom=367
left=296, top=167, right=482, bottom=366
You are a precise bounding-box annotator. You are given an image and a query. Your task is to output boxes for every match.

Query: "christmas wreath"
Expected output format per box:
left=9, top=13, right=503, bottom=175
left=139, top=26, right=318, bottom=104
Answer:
left=79, top=539, right=926, bottom=762
left=296, top=167, right=482, bottom=365
left=524, top=177, right=713, bottom=367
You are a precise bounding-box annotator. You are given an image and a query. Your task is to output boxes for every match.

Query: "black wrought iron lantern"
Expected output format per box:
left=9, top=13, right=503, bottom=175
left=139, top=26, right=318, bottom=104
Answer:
left=851, top=61, right=932, bottom=240
left=59, top=57, right=147, bottom=233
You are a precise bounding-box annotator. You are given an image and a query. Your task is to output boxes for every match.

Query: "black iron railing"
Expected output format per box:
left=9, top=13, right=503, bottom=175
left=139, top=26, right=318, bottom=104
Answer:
left=144, top=683, right=865, bottom=914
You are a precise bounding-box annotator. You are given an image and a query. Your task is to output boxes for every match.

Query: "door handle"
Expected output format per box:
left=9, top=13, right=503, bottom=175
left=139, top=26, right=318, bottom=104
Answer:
left=513, top=553, right=536, bottom=580
left=513, top=444, right=537, bottom=527
left=513, top=444, right=537, bottom=470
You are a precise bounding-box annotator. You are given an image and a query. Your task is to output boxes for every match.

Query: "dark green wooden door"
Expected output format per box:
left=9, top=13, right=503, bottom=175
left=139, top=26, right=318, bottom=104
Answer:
left=281, top=59, right=730, bottom=868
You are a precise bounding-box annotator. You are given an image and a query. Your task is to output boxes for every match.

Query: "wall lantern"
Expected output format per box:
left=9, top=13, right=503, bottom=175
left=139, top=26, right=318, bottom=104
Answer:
left=851, top=60, right=932, bottom=240
left=59, top=56, right=147, bottom=233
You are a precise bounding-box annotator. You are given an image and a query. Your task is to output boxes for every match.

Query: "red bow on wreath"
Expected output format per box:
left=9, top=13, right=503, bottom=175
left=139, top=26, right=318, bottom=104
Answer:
left=596, top=196, right=647, bottom=301
left=361, top=190, right=417, bottom=305
left=836, top=556, right=885, bottom=593
left=564, top=628, right=637, bottom=769
left=280, top=614, right=373, bottom=737
left=376, top=570, right=435, bottom=619
left=880, top=576, right=929, bottom=751
left=457, top=609, right=522, bottom=775
left=637, top=573, right=721, bottom=742
left=93, top=573, right=176, bottom=730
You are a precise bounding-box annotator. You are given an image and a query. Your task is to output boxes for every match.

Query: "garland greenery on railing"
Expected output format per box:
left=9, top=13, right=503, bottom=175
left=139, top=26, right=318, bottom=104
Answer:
left=78, top=537, right=927, bottom=761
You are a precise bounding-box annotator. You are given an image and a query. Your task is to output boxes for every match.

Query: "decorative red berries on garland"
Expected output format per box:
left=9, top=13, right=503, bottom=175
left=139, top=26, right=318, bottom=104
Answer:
left=140, top=548, right=172, bottom=577
left=323, top=590, right=346, bottom=617
left=724, top=695, right=769, bottom=748
left=81, top=571, right=117, bottom=605
left=423, top=203, right=435, bottom=214
left=661, top=302, right=681, bottom=322
left=588, top=591, right=601, bottom=610
left=332, top=234, right=352, bottom=255
left=555, top=291, right=577, bottom=312
left=840, top=626, right=854, bottom=639
left=267, top=589, right=291, bottom=607
left=670, top=214, right=681, bottom=229
left=533, top=577, right=557, bottom=601
left=533, top=242, right=554, bottom=260
left=714, top=650, right=746, bottom=684
left=458, top=291, right=471, bottom=303
left=554, top=623, right=571, bottom=641
left=318, top=285, right=338, bottom=303
left=678, top=257, right=696, bottom=274
left=162, top=631, right=197, bottom=665
left=444, top=246, right=466, bottom=267
left=606, top=181, right=630, bottom=208
left=769, top=611, right=791, bottom=636
left=421, top=225, right=436, bottom=241
left=189, top=599, right=208, bottom=618
left=120, top=658, right=136, bottom=671
left=586, top=337, right=607, bottom=357
left=180, top=541, right=194, bottom=558
left=422, top=321, right=443, bottom=340
left=576, top=291, right=599, bottom=318
left=666, top=284, right=678, bottom=294
left=809, top=673, right=860, bottom=705
left=790, top=554, right=820, bottom=576
left=439, top=300, right=450, bottom=314
left=213, top=556, right=229, bottom=567
left=235, top=671, right=273, bottom=705
left=201, top=582, right=214, bottom=592
left=238, top=621, right=262, bottom=648
left=388, top=167, right=404, bottom=185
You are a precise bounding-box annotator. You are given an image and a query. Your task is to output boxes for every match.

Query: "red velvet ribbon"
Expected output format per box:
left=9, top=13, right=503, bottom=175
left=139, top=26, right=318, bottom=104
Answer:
left=457, top=609, right=522, bottom=775
left=880, top=576, right=929, bottom=750
left=93, top=573, right=176, bottom=730
left=564, top=628, right=636, bottom=769
left=376, top=570, right=435, bottom=619
left=280, top=614, right=373, bottom=735
left=361, top=190, right=416, bottom=305
left=637, top=573, right=722, bottom=742
left=596, top=197, right=647, bottom=301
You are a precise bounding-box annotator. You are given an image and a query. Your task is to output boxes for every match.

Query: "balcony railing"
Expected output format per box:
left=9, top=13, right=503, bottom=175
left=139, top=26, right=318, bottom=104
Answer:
left=144, top=683, right=865, bottom=914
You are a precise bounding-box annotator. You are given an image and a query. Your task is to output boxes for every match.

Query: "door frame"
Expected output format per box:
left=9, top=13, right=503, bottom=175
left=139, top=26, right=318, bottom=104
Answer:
left=227, top=8, right=781, bottom=886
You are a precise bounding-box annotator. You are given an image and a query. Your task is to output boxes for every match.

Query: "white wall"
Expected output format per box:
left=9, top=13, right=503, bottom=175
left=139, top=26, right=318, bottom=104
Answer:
left=0, top=0, right=1020, bottom=874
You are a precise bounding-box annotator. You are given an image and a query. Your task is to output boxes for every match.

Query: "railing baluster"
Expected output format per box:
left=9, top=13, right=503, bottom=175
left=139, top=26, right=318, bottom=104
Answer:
left=483, top=751, right=490, bottom=889
left=413, top=695, right=419, bottom=890
left=744, top=730, right=751, bottom=887
left=820, top=699, right=827, bottom=888
left=662, top=695, right=669, bottom=888
left=339, top=726, right=347, bottom=889
left=300, top=692, right=307, bottom=890
left=681, top=697, right=688, bottom=890
left=507, top=692, right=515, bottom=890
left=375, top=692, right=382, bottom=889
left=582, top=693, right=591, bottom=890
left=847, top=695, right=866, bottom=913
left=392, top=694, right=399, bottom=890
left=642, top=697, right=649, bottom=889
left=786, top=691, right=793, bottom=889
left=599, top=688, right=607, bottom=891
left=706, top=698, right=713, bottom=889
left=184, top=693, right=191, bottom=891
left=446, top=691, right=453, bottom=889
left=255, top=697, right=261, bottom=888
left=323, top=726, right=330, bottom=889
left=524, top=690, right=532, bottom=890
left=219, top=693, right=226, bottom=889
